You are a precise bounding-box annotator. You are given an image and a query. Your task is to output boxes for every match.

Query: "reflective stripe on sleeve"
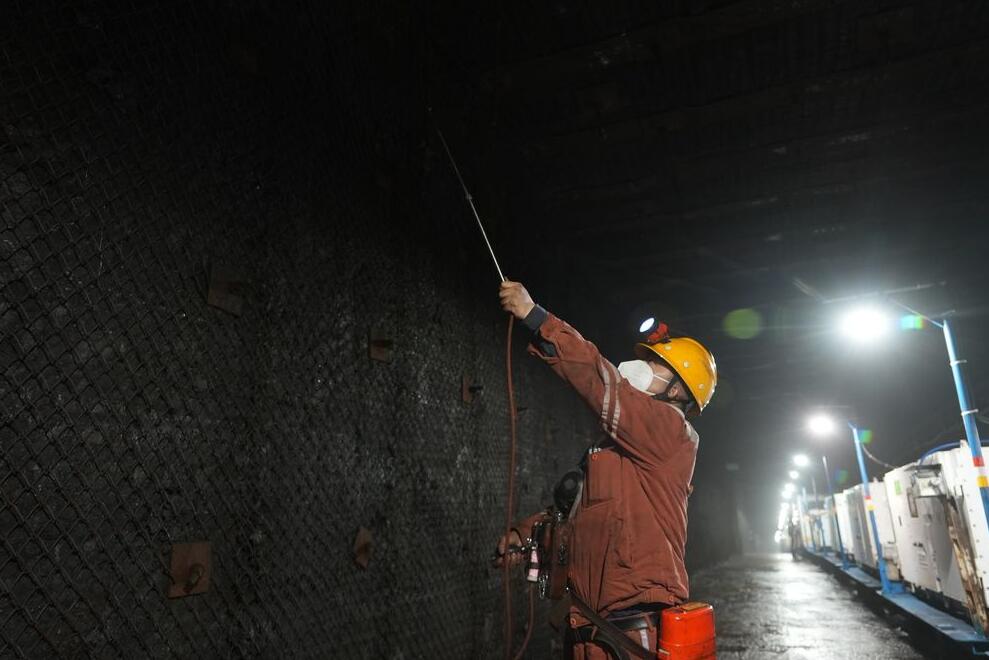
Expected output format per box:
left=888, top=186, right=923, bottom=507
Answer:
left=607, top=362, right=621, bottom=436
left=597, top=358, right=612, bottom=435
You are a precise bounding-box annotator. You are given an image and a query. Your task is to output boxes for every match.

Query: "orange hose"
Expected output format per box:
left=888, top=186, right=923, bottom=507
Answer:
left=512, top=584, right=535, bottom=660
left=503, top=315, right=517, bottom=660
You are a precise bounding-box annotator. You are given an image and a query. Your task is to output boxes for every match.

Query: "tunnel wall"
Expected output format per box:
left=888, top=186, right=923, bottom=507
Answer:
left=686, top=466, right=742, bottom=574
left=0, top=2, right=738, bottom=657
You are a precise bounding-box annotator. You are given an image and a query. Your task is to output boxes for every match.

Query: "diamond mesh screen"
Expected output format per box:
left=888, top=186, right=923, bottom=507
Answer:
left=0, top=2, right=737, bottom=657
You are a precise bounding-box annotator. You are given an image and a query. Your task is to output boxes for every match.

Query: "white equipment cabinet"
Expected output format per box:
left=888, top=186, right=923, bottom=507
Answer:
left=820, top=496, right=839, bottom=551
left=844, top=482, right=901, bottom=578
left=845, top=484, right=874, bottom=566
left=868, top=479, right=901, bottom=580
left=929, top=443, right=989, bottom=607
left=798, top=495, right=813, bottom=548
left=835, top=491, right=856, bottom=561
left=884, top=463, right=964, bottom=600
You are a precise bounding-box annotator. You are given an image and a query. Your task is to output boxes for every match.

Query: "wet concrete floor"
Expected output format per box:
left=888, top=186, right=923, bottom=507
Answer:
left=690, top=553, right=926, bottom=659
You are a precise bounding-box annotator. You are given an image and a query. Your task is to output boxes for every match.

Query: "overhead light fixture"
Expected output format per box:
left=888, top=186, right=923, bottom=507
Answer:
left=788, top=470, right=800, bottom=480
left=838, top=306, right=891, bottom=344
left=807, top=414, right=836, bottom=436
left=793, top=454, right=810, bottom=467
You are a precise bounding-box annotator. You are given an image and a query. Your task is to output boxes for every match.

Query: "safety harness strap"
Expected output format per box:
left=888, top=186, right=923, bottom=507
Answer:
left=570, top=592, right=653, bottom=660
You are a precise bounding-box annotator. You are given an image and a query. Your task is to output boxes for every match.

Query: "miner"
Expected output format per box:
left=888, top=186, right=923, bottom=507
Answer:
left=494, top=281, right=717, bottom=659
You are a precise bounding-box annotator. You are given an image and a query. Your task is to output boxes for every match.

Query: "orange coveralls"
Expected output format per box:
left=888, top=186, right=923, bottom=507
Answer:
left=519, top=310, right=700, bottom=659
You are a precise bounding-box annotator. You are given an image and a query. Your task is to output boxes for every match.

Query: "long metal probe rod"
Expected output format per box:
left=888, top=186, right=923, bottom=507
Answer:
left=434, top=126, right=506, bottom=283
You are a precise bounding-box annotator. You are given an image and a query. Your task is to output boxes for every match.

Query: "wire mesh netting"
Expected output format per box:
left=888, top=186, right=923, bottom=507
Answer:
left=1, top=2, right=738, bottom=658
left=0, top=2, right=595, bottom=657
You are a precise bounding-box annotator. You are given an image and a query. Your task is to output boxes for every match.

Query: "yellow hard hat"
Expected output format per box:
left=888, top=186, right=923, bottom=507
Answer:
left=634, top=330, right=717, bottom=413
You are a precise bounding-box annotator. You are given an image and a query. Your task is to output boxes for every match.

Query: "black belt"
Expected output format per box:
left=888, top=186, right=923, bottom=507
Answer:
left=568, top=595, right=673, bottom=660
left=571, top=610, right=662, bottom=642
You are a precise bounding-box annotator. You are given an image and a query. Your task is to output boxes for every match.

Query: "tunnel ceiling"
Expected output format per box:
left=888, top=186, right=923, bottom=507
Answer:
left=426, top=1, right=989, bottom=474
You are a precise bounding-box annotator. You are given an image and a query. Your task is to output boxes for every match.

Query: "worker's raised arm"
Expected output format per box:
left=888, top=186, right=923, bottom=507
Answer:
left=499, top=281, right=691, bottom=464
left=500, top=281, right=611, bottom=417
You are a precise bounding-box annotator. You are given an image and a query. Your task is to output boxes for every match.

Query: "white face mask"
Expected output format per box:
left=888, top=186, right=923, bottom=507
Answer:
left=617, top=360, right=671, bottom=394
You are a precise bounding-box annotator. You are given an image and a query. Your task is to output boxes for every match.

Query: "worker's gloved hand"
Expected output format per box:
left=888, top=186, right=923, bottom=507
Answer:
left=499, top=281, right=535, bottom=320
left=491, top=529, right=524, bottom=568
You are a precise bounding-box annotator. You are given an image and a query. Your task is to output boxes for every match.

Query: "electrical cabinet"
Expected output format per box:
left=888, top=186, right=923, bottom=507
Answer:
left=868, top=479, right=901, bottom=580
left=927, top=443, right=989, bottom=605
left=837, top=482, right=900, bottom=578
left=844, top=485, right=873, bottom=566
left=799, top=496, right=814, bottom=549
left=835, top=491, right=856, bottom=562
left=821, top=496, right=839, bottom=551
left=883, top=463, right=963, bottom=600
left=884, top=465, right=940, bottom=591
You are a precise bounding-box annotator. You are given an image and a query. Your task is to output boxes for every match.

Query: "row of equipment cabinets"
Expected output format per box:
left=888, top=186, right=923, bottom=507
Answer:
left=799, top=441, right=989, bottom=632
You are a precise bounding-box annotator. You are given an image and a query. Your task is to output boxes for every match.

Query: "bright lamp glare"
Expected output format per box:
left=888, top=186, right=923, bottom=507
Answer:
left=838, top=306, right=891, bottom=343
left=788, top=470, right=799, bottom=480
left=783, top=482, right=796, bottom=494
left=793, top=454, right=810, bottom=467
left=807, top=414, right=836, bottom=436
left=639, top=317, right=655, bottom=333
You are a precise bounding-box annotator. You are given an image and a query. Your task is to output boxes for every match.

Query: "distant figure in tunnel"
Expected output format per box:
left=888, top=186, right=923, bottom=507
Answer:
left=787, top=517, right=803, bottom=560
left=493, top=281, right=717, bottom=659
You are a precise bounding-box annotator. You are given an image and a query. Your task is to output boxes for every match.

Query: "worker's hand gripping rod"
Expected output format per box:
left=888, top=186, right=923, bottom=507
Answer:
left=433, top=125, right=506, bottom=283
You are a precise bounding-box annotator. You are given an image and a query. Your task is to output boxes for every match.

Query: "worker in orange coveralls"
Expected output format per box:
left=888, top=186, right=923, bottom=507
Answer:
left=493, top=281, right=717, bottom=659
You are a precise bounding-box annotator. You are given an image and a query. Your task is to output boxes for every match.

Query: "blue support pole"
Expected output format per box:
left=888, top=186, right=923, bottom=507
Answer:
left=943, top=319, right=989, bottom=537
left=850, top=423, right=903, bottom=595
left=822, top=454, right=850, bottom=569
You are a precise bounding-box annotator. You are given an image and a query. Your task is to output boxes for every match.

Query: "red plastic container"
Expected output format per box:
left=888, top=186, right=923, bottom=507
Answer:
left=657, top=602, right=716, bottom=659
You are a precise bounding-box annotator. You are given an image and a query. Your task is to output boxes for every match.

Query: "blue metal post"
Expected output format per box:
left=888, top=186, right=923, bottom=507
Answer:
left=943, top=319, right=989, bottom=537
left=850, top=423, right=902, bottom=595
left=822, top=454, right=850, bottom=569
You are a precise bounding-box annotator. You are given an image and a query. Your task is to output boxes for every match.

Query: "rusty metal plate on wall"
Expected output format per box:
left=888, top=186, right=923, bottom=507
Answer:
left=167, top=542, right=211, bottom=598
left=368, top=329, right=394, bottom=362
left=207, top=265, right=247, bottom=316
left=461, top=375, right=482, bottom=404
left=353, top=527, right=373, bottom=570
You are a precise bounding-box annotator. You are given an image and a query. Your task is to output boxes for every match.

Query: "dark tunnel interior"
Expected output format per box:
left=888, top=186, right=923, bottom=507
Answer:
left=3, top=1, right=989, bottom=658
